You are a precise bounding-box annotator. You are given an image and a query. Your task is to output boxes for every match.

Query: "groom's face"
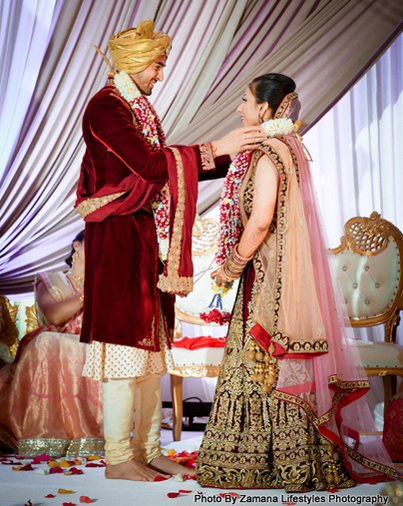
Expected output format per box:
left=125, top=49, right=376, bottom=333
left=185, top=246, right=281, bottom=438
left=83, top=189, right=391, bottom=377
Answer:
left=130, top=56, right=167, bottom=96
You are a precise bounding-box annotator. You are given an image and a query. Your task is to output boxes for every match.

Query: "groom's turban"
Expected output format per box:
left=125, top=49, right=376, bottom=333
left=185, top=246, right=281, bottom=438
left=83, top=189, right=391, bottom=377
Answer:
left=108, top=20, right=171, bottom=75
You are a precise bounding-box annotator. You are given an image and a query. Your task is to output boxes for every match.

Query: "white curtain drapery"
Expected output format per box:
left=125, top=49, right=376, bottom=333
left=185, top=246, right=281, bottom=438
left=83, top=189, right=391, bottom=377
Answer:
left=0, top=0, right=402, bottom=295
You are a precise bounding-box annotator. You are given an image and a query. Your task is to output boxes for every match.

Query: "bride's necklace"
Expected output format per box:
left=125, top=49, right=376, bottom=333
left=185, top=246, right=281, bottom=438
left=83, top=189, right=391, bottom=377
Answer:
left=67, top=271, right=84, bottom=290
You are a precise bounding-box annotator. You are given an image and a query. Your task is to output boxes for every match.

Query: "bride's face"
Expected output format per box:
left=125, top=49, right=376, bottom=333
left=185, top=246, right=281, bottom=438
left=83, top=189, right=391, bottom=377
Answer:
left=237, top=87, right=261, bottom=127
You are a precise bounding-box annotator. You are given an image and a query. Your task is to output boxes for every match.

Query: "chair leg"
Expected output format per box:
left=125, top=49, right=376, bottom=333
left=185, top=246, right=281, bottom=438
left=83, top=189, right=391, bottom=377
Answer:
left=385, top=311, right=401, bottom=343
left=382, top=375, right=396, bottom=418
left=170, top=374, right=184, bottom=442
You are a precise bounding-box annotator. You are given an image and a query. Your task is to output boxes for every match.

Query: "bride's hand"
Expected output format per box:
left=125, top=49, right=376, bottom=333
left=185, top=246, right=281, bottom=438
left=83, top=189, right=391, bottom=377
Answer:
left=211, top=267, right=233, bottom=288
left=212, top=127, right=267, bottom=157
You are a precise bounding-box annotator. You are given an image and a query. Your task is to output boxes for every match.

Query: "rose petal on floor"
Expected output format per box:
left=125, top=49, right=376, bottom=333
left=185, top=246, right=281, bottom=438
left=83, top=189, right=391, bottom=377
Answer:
left=153, top=475, right=170, bottom=482
left=80, top=497, right=95, bottom=503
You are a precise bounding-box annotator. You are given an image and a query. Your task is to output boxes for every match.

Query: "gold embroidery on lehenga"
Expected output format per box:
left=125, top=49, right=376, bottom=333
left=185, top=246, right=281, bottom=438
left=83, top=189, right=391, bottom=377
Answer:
left=196, top=270, right=356, bottom=490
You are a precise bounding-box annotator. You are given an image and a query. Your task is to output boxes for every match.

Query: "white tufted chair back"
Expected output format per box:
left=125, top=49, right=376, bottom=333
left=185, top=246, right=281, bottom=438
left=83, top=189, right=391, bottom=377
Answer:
left=331, top=212, right=403, bottom=417
left=331, top=212, right=403, bottom=342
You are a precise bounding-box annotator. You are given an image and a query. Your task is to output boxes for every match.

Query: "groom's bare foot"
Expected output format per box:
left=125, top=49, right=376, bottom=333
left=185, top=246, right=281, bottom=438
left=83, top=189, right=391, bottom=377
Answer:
left=105, top=459, right=168, bottom=481
left=148, top=455, right=196, bottom=476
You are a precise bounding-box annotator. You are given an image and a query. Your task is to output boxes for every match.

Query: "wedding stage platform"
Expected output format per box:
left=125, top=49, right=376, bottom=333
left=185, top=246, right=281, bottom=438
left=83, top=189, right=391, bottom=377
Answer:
left=0, top=430, right=401, bottom=506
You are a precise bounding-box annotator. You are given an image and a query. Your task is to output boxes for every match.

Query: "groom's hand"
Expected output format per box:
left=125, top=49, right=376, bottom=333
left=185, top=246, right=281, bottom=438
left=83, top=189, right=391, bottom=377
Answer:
left=212, top=126, right=267, bottom=157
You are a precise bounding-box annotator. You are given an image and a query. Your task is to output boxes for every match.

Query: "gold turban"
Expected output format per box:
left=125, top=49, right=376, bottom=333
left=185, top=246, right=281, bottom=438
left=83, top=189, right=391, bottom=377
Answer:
left=107, top=20, right=171, bottom=75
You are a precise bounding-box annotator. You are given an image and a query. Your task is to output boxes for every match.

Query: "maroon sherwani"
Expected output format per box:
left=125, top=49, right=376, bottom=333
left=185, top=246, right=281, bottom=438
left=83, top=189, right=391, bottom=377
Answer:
left=76, top=86, right=229, bottom=351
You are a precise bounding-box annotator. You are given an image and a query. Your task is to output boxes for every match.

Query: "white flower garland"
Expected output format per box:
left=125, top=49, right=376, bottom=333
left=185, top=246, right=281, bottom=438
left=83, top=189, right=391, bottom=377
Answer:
left=261, top=118, right=294, bottom=137
left=113, top=71, right=141, bottom=102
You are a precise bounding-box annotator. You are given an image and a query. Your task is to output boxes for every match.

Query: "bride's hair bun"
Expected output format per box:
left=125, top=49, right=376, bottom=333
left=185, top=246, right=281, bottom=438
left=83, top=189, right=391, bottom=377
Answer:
left=249, top=74, right=296, bottom=114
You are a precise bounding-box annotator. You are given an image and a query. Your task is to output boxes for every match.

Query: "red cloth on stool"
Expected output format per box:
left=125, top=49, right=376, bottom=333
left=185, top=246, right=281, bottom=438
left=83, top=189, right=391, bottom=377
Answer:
left=172, top=336, right=226, bottom=350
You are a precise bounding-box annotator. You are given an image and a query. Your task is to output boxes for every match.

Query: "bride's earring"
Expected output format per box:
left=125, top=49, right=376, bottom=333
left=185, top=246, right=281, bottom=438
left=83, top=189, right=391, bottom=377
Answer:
left=258, top=113, right=263, bottom=125
left=72, top=252, right=78, bottom=264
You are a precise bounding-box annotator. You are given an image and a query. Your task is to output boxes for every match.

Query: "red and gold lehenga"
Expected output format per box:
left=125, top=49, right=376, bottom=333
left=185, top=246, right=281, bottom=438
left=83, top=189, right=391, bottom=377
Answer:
left=196, top=94, right=399, bottom=491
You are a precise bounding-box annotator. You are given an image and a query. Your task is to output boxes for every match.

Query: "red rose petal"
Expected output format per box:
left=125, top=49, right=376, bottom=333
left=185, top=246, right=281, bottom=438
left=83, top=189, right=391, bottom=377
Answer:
left=62, top=503, right=76, bottom=506
left=24, top=501, right=32, bottom=506
left=327, top=489, right=339, bottom=493
left=85, top=463, right=104, bottom=468
left=50, top=466, right=64, bottom=474
left=32, top=453, right=50, bottom=463
left=153, top=475, right=170, bottom=481
left=68, top=467, right=84, bottom=475
left=45, top=494, right=56, bottom=498
left=80, top=497, right=95, bottom=503
left=183, top=474, right=196, bottom=480
left=2, top=461, right=22, bottom=465
left=167, top=493, right=180, bottom=498
left=178, top=490, right=192, bottom=493
left=19, top=464, right=34, bottom=471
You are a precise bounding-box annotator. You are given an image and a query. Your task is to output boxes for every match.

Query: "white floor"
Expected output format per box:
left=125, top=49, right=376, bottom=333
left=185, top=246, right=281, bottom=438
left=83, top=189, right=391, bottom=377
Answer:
left=0, top=429, right=401, bottom=506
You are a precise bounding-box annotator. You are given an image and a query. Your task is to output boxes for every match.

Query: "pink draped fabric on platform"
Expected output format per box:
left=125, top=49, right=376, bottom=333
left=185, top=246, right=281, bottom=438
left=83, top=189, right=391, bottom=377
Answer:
left=0, top=332, right=103, bottom=456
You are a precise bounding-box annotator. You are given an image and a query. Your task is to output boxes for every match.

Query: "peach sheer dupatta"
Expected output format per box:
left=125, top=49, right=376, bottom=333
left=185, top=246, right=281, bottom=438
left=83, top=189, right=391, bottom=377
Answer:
left=241, top=94, right=399, bottom=482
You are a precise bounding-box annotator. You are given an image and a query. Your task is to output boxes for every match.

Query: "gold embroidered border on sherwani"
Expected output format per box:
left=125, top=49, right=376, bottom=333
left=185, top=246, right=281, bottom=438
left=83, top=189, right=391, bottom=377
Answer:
left=199, top=142, right=216, bottom=171
left=157, top=147, right=193, bottom=295
left=75, top=191, right=126, bottom=218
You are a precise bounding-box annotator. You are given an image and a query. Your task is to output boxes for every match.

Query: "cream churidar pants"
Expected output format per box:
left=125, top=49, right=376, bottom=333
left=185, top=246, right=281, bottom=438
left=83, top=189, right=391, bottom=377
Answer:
left=102, top=374, right=162, bottom=465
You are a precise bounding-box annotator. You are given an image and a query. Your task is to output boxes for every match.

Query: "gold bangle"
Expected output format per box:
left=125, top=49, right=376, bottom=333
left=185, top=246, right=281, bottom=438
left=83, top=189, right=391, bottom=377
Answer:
left=222, top=262, right=240, bottom=281
left=75, top=291, right=84, bottom=306
left=227, top=256, right=244, bottom=274
left=222, top=253, right=247, bottom=281
left=234, top=243, right=253, bottom=263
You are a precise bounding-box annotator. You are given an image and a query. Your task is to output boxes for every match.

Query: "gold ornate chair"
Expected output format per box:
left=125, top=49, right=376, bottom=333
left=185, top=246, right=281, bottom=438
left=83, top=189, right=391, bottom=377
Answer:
left=0, top=296, right=19, bottom=363
left=25, top=303, right=39, bottom=333
left=331, top=212, right=403, bottom=414
left=169, top=216, right=237, bottom=441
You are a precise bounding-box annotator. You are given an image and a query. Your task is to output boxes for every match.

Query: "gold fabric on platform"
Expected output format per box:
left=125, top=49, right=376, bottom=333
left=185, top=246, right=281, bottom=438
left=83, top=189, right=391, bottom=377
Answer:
left=19, top=437, right=104, bottom=458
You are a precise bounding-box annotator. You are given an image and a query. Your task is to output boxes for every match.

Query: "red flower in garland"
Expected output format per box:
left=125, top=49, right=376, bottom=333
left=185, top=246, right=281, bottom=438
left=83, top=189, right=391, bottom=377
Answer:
left=215, top=151, right=251, bottom=266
